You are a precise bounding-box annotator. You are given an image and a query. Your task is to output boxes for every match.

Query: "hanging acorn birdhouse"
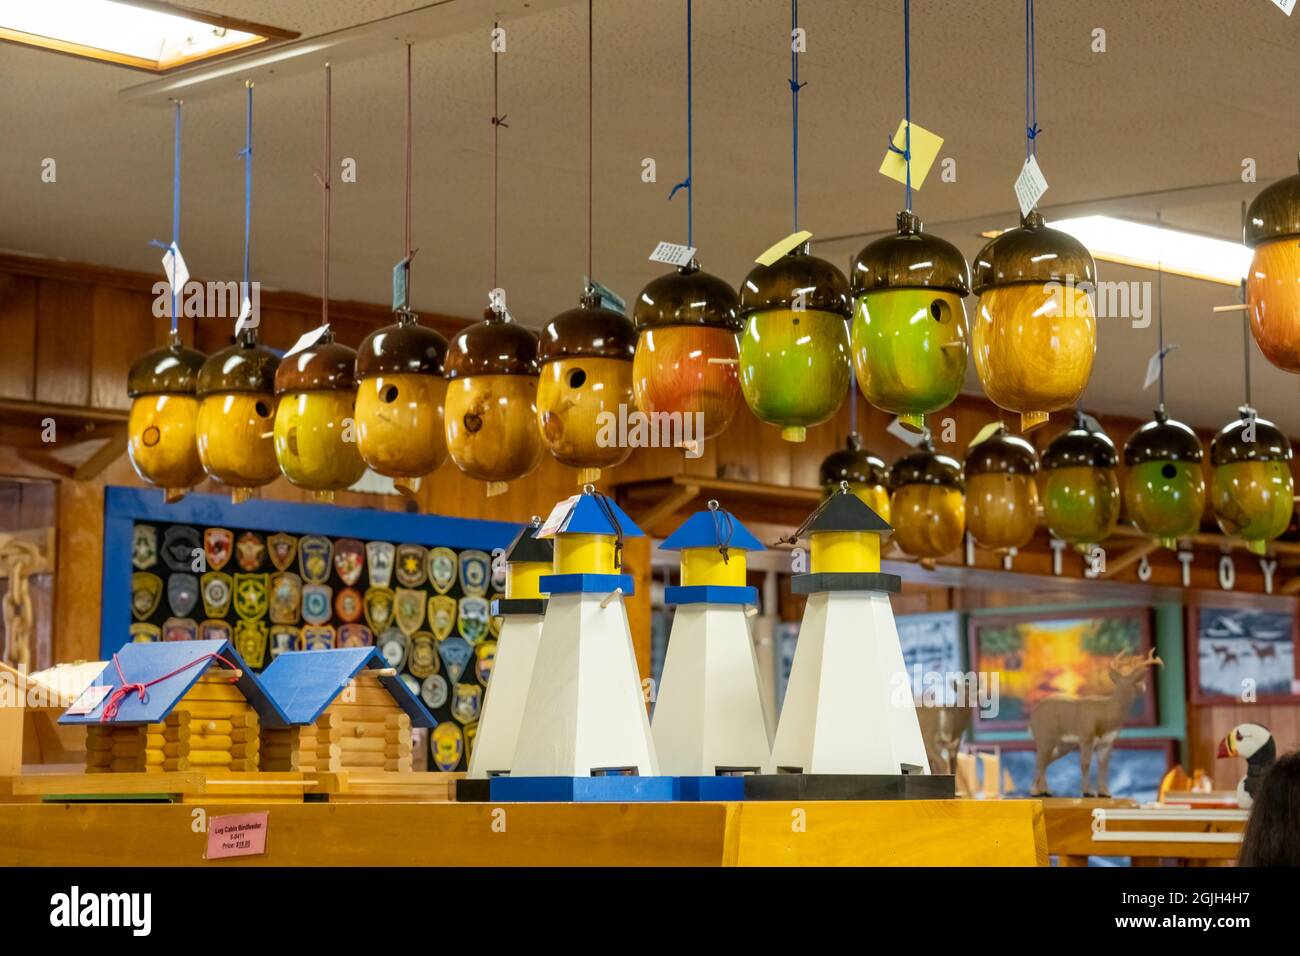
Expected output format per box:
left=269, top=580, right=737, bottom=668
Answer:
left=1245, top=159, right=1300, bottom=373
left=738, top=241, right=852, bottom=443
left=195, top=329, right=280, bottom=503
left=1041, top=417, right=1120, bottom=552
left=888, top=441, right=965, bottom=567
left=1122, top=411, right=1206, bottom=549
left=850, top=211, right=970, bottom=432
left=818, top=432, right=890, bottom=523
left=126, top=330, right=206, bottom=502
left=971, top=211, right=1097, bottom=432
left=444, top=309, right=545, bottom=497
left=632, top=262, right=743, bottom=441
left=1210, top=411, right=1294, bottom=555
left=272, top=331, right=366, bottom=502
left=354, top=311, right=449, bottom=497
left=537, top=288, right=637, bottom=485
left=964, top=426, right=1040, bottom=552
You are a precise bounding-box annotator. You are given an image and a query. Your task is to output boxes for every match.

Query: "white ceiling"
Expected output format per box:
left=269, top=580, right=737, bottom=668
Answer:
left=2, top=0, right=1299, bottom=435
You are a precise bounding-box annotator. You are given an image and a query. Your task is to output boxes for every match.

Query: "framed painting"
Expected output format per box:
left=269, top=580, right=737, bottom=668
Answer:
left=896, top=611, right=964, bottom=701
left=1188, top=605, right=1299, bottom=705
left=968, top=606, right=1155, bottom=731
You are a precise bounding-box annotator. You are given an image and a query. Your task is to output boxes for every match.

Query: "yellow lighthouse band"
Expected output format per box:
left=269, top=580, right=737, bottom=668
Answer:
left=554, top=533, right=618, bottom=575
left=506, top=561, right=552, bottom=600
left=680, top=546, right=747, bottom=587
left=810, top=530, right=880, bottom=574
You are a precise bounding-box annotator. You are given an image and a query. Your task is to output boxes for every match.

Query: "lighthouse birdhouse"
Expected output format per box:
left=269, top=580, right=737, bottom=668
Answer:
left=651, top=503, right=771, bottom=778
left=504, top=487, right=661, bottom=793
left=537, top=289, right=637, bottom=485
left=964, top=426, right=1040, bottom=552
left=738, top=241, right=852, bottom=443
left=1042, top=416, right=1121, bottom=552
left=195, top=328, right=281, bottom=503
left=1245, top=160, right=1300, bottom=373
left=763, top=488, right=942, bottom=796
left=1123, top=411, right=1206, bottom=549
left=632, top=261, right=743, bottom=441
left=444, top=309, right=545, bottom=497
left=1210, top=411, right=1294, bottom=555
left=850, top=211, right=971, bottom=432
left=888, top=442, right=965, bottom=566
left=272, top=331, right=366, bottom=502
left=819, top=432, right=890, bottom=523
left=126, top=330, right=206, bottom=503
left=355, top=310, right=450, bottom=497
left=971, top=211, right=1097, bottom=432
left=466, top=519, right=553, bottom=782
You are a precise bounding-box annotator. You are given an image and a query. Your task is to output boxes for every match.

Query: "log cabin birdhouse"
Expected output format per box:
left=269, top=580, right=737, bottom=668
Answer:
left=0, top=661, right=105, bottom=776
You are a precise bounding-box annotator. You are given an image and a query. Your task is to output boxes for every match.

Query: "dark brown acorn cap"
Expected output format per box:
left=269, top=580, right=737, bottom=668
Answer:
left=197, top=330, right=280, bottom=396
left=1123, top=410, right=1204, bottom=466
left=1245, top=158, right=1300, bottom=246
left=356, top=313, right=449, bottom=378
left=739, top=241, right=851, bottom=319
left=964, top=430, right=1039, bottom=477
left=819, top=433, right=887, bottom=488
left=1211, top=411, right=1293, bottom=466
left=632, top=261, right=742, bottom=332
left=443, top=309, right=540, bottom=379
left=273, top=330, right=358, bottom=395
left=971, top=211, right=1097, bottom=294
left=850, top=211, right=971, bottom=296
left=889, top=443, right=965, bottom=491
left=127, top=331, right=206, bottom=397
left=1042, top=424, right=1118, bottom=470
left=537, top=290, right=636, bottom=364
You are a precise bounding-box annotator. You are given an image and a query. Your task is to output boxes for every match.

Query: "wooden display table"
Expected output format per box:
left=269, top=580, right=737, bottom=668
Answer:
left=1041, top=798, right=1245, bottom=866
left=0, top=798, right=1047, bottom=867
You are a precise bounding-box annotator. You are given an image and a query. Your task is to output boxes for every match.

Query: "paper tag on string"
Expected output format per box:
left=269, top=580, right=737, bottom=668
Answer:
left=878, top=120, right=943, bottom=190
left=537, top=495, right=581, bottom=538
left=967, top=421, right=1004, bottom=449
left=233, top=295, right=256, bottom=335
left=392, top=256, right=413, bottom=311
left=587, top=278, right=626, bottom=316
left=1270, top=0, right=1295, bottom=15
left=66, top=683, right=111, bottom=716
left=755, top=231, right=813, bottom=267
left=1078, top=412, right=1103, bottom=433
left=886, top=417, right=928, bottom=447
left=284, top=324, right=330, bottom=360
left=160, top=242, right=189, bottom=295
left=1143, top=344, right=1179, bottom=390
left=1015, top=156, right=1049, bottom=217
left=649, top=241, right=695, bottom=267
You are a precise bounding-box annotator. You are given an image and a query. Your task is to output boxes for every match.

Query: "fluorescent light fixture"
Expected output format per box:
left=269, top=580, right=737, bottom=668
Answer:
left=981, top=215, right=1252, bottom=286
left=0, top=0, right=295, bottom=73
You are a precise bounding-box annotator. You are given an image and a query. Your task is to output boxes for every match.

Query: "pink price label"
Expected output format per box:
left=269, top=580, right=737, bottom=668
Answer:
left=205, top=811, right=269, bottom=860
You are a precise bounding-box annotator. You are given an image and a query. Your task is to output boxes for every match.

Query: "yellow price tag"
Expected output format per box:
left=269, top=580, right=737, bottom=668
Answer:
left=755, top=230, right=813, bottom=267
left=878, top=120, right=943, bottom=191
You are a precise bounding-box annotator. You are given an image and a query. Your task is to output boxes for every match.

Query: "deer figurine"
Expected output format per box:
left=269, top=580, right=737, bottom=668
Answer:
left=917, top=678, right=973, bottom=775
left=1028, top=648, right=1162, bottom=797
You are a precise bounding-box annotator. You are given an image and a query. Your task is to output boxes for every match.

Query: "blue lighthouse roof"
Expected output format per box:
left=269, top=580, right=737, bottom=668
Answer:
left=537, top=492, right=644, bottom=539
left=659, top=508, right=766, bottom=553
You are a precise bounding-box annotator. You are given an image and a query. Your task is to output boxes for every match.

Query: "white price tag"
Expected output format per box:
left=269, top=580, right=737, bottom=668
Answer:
left=1077, top=412, right=1103, bottom=433
left=284, top=324, right=330, bottom=360
left=1143, top=344, right=1179, bottom=390
left=886, top=417, right=927, bottom=447
left=1270, top=0, right=1295, bottom=15
left=537, top=494, right=581, bottom=538
left=67, top=683, right=111, bottom=716
left=160, top=242, right=189, bottom=294
left=649, top=241, right=696, bottom=267
left=1014, top=155, right=1049, bottom=217
left=967, top=421, right=1004, bottom=449
left=233, top=295, right=256, bottom=335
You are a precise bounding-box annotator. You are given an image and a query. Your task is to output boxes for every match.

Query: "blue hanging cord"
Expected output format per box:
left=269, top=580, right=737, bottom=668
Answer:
left=708, top=500, right=735, bottom=565
left=789, top=0, right=806, bottom=232
left=884, top=0, right=912, bottom=212
left=148, top=100, right=183, bottom=333
left=1025, top=0, right=1041, bottom=158
left=667, top=0, right=693, bottom=247
left=237, top=82, right=253, bottom=306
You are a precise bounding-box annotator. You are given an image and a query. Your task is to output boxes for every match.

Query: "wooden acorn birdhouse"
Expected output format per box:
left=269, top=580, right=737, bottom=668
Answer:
left=850, top=211, right=971, bottom=433
left=258, top=647, right=435, bottom=774
left=126, top=330, right=206, bottom=502
left=738, top=241, right=852, bottom=443
left=888, top=442, right=966, bottom=565
left=971, top=211, right=1097, bottom=432
left=272, top=330, right=366, bottom=501
left=964, top=425, right=1040, bottom=552
left=195, top=328, right=281, bottom=502
left=537, top=288, right=638, bottom=485
left=443, top=309, right=545, bottom=497
left=1210, top=411, right=1294, bottom=555
left=1041, top=416, right=1121, bottom=552
left=1245, top=159, right=1300, bottom=373
left=354, top=311, right=450, bottom=497
left=1122, top=410, right=1206, bottom=550
left=818, top=432, right=891, bottom=524
left=632, top=261, right=743, bottom=441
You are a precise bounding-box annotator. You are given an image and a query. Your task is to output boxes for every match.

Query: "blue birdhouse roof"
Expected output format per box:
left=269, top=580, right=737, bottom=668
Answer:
left=659, top=509, right=766, bottom=553
left=537, top=493, right=644, bottom=539
left=258, top=647, right=436, bottom=728
left=59, top=639, right=290, bottom=728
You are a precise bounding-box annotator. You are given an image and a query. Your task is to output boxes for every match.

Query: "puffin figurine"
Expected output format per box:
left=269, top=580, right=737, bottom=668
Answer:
left=1217, top=722, right=1276, bottom=809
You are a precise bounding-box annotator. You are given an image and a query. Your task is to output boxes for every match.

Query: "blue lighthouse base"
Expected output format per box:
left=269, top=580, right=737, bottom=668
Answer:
left=489, top=775, right=678, bottom=803
left=672, top=775, right=747, bottom=801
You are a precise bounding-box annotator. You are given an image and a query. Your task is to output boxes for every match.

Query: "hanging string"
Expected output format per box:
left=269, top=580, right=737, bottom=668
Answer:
left=848, top=367, right=860, bottom=436
left=1240, top=200, right=1252, bottom=413
left=404, top=43, right=416, bottom=299
left=708, top=499, right=735, bottom=565
left=668, top=0, right=693, bottom=247
left=238, top=83, right=253, bottom=312
left=884, top=0, right=913, bottom=212
left=587, top=0, right=594, bottom=283
left=491, top=21, right=508, bottom=305
left=789, top=0, right=806, bottom=231
left=148, top=100, right=183, bottom=333
left=320, top=63, right=332, bottom=329
left=1025, top=0, right=1041, bottom=158
left=1155, top=209, right=1166, bottom=413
